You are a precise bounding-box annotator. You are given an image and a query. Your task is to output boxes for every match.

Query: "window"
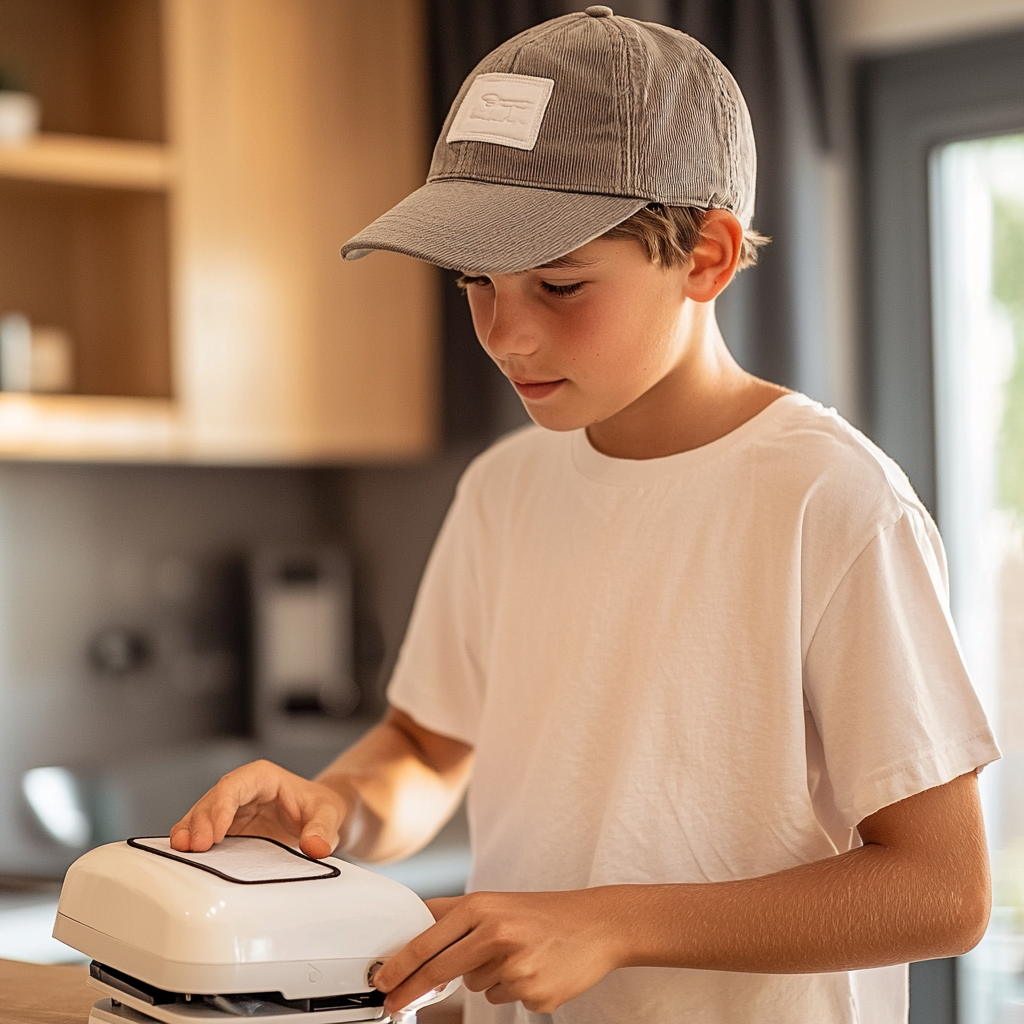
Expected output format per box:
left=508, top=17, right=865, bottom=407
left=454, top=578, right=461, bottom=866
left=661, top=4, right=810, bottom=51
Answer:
left=932, top=132, right=1024, bottom=1024
left=860, top=26, right=1024, bottom=1024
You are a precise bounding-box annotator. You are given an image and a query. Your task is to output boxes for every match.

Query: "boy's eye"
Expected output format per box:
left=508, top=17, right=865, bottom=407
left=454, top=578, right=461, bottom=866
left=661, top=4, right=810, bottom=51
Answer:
left=540, top=281, right=584, bottom=297
left=456, top=274, right=492, bottom=290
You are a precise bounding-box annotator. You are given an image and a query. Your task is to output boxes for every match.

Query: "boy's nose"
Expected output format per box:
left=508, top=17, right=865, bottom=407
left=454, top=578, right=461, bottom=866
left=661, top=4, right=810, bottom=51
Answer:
left=482, top=292, right=540, bottom=361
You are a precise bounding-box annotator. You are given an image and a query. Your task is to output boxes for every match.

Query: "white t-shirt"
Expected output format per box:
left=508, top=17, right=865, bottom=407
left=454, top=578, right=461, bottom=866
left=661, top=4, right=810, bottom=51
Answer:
left=387, top=393, right=999, bottom=1024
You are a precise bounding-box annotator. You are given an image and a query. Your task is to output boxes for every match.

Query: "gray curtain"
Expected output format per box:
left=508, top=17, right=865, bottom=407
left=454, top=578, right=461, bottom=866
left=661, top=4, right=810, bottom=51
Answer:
left=428, top=0, right=846, bottom=444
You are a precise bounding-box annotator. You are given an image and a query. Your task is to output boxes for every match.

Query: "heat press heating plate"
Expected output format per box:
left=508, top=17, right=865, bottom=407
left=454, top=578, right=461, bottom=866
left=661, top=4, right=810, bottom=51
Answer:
left=87, top=987, right=388, bottom=1024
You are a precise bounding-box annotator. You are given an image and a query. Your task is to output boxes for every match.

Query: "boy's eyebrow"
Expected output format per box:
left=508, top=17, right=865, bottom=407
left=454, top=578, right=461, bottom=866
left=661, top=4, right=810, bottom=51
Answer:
left=457, top=253, right=602, bottom=278
left=516, top=253, right=602, bottom=274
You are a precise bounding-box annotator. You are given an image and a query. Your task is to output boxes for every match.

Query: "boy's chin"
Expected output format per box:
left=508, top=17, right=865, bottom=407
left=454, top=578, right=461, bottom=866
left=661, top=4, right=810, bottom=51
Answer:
left=518, top=402, right=590, bottom=433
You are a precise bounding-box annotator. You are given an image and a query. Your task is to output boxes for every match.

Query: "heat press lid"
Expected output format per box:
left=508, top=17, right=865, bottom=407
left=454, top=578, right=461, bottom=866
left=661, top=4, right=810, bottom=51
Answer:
left=56, top=837, right=435, bottom=966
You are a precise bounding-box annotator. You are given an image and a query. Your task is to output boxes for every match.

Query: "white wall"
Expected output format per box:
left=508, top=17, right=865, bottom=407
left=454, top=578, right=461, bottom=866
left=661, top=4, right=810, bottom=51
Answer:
left=842, top=0, right=1024, bottom=51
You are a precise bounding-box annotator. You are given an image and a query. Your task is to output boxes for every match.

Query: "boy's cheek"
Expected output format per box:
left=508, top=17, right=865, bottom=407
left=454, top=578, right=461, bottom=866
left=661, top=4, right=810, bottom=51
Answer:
left=466, top=295, right=494, bottom=347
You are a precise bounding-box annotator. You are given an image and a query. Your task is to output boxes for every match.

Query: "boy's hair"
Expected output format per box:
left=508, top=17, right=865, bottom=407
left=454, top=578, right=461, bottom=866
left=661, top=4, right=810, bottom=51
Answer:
left=457, top=205, right=769, bottom=286
left=603, top=205, right=770, bottom=272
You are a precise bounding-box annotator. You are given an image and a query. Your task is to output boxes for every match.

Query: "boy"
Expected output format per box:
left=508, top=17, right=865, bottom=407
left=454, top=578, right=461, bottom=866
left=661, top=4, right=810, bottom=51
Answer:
left=171, top=9, right=999, bottom=1023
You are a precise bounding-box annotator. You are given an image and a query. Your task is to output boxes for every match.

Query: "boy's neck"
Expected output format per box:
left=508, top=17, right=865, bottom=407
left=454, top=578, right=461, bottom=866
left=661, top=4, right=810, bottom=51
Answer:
left=585, top=302, right=790, bottom=461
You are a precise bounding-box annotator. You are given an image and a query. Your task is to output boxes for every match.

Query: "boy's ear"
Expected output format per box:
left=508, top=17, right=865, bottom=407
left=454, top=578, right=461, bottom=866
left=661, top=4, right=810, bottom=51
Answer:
left=684, top=209, right=744, bottom=303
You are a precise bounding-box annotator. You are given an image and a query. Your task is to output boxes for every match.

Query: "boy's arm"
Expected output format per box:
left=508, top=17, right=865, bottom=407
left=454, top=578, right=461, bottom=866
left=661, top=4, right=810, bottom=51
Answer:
left=318, top=707, right=474, bottom=861
left=169, top=707, right=472, bottom=862
left=374, top=770, right=990, bottom=1016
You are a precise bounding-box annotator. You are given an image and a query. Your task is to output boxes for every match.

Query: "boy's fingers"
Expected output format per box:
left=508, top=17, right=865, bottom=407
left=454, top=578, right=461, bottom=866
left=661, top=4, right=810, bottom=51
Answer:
left=374, top=912, right=473, bottom=993
left=183, top=794, right=239, bottom=851
left=299, top=834, right=332, bottom=859
left=382, top=944, right=475, bottom=1015
left=425, top=896, right=462, bottom=921
left=167, top=764, right=280, bottom=851
left=170, top=767, right=347, bottom=858
left=209, top=791, right=253, bottom=843
left=461, top=960, right=503, bottom=994
left=170, top=804, right=220, bottom=852
left=176, top=815, right=215, bottom=852
left=169, top=823, right=191, bottom=851
left=482, top=981, right=517, bottom=1007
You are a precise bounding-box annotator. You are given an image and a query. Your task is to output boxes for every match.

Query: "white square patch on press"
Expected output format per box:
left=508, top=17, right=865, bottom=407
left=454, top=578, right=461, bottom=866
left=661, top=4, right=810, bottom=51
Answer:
left=447, top=73, right=555, bottom=151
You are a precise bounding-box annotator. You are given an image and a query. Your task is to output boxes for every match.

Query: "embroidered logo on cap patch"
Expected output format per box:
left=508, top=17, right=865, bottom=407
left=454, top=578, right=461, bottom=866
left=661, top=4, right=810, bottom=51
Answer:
left=447, top=73, right=555, bottom=151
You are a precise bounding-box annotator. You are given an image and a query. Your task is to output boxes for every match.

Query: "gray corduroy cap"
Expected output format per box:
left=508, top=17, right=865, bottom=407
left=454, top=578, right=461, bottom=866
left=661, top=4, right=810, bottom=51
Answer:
left=341, top=5, right=756, bottom=275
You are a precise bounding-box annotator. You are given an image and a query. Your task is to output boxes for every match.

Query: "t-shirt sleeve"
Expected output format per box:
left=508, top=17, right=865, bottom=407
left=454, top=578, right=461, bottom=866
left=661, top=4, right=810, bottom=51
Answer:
left=385, top=472, right=491, bottom=747
left=803, top=508, right=1000, bottom=827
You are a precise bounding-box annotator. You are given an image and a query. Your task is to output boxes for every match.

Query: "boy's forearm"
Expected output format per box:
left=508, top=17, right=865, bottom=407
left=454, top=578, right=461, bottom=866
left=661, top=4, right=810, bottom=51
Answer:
left=316, top=710, right=472, bottom=863
left=600, top=773, right=990, bottom=974
left=600, top=844, right=979, bottom=974
left=376, top=847, right=980, bottom=1015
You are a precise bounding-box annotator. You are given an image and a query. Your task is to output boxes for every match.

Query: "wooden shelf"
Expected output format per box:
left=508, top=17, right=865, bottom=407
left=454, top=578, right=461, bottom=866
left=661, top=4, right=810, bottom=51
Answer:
left=0, top=0, right=437, bottom=465
left=0, top=393, right=435, bottom=465
left=0, top=134, right=173, bottom=191
left=0, top=394, right=181, bottom=461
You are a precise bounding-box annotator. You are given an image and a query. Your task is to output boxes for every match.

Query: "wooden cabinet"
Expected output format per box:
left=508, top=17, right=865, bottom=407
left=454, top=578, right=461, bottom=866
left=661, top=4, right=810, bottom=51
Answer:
left=0, top=0, right=438, bottom=462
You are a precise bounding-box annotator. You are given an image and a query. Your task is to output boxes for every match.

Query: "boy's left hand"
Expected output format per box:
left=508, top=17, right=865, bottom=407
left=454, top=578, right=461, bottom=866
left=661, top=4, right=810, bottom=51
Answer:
left=372, top=889, right=621, bottom=1015
left=374, top=774, right=991, bottom=1016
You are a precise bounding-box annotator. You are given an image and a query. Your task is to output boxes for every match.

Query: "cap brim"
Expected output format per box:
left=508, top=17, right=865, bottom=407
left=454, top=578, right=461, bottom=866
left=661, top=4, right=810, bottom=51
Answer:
left=341, top=179, right=648, bottom=275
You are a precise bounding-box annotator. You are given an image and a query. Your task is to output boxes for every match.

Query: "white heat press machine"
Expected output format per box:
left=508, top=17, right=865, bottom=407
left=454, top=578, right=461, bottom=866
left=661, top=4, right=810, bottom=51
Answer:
left=53, top=836, right=459, bottom=1024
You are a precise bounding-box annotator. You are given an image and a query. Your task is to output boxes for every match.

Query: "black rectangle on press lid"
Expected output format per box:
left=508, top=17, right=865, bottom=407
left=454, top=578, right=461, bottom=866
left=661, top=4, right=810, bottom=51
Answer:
left=127, top=835, right=340, bottom=884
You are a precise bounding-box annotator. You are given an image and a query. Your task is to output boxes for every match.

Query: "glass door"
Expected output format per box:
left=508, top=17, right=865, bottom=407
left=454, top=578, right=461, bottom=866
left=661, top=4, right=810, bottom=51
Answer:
left=931, top=132, right=1024, bottom=1024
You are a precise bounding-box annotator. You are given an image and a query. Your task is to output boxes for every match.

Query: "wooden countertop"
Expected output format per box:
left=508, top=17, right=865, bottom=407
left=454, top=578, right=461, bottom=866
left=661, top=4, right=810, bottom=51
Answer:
left=0, top=959, right=95, bottom=1024
left=0, top=959, right=463, bottom=1024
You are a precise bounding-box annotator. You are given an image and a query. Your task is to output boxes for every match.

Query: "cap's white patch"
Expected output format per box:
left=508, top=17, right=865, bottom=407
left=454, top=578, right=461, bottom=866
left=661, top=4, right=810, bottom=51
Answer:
left=447, top=73, right=555, bottom=151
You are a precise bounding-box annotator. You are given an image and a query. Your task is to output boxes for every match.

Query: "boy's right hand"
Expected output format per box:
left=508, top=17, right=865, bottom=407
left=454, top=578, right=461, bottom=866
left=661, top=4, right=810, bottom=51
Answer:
left=169, top=760, right=349, bottom=860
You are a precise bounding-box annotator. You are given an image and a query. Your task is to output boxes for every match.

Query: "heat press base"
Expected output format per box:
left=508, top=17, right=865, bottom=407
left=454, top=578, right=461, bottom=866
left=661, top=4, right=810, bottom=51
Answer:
left=90, top=1000, right=156, bottom=1024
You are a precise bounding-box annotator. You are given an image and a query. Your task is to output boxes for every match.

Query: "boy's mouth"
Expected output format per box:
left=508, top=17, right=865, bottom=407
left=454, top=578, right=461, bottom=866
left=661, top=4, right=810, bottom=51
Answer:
left=510, top=378, right=566, bottom=400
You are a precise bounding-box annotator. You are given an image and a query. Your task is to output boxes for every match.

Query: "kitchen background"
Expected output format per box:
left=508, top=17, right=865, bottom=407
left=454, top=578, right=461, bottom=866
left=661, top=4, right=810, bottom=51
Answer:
left=0, top=2, right=1023, bottom=1023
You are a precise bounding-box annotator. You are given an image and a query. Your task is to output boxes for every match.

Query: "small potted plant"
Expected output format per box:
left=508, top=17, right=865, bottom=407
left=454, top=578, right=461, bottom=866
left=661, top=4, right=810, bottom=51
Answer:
left=0, top=67, right=40, bottom=145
